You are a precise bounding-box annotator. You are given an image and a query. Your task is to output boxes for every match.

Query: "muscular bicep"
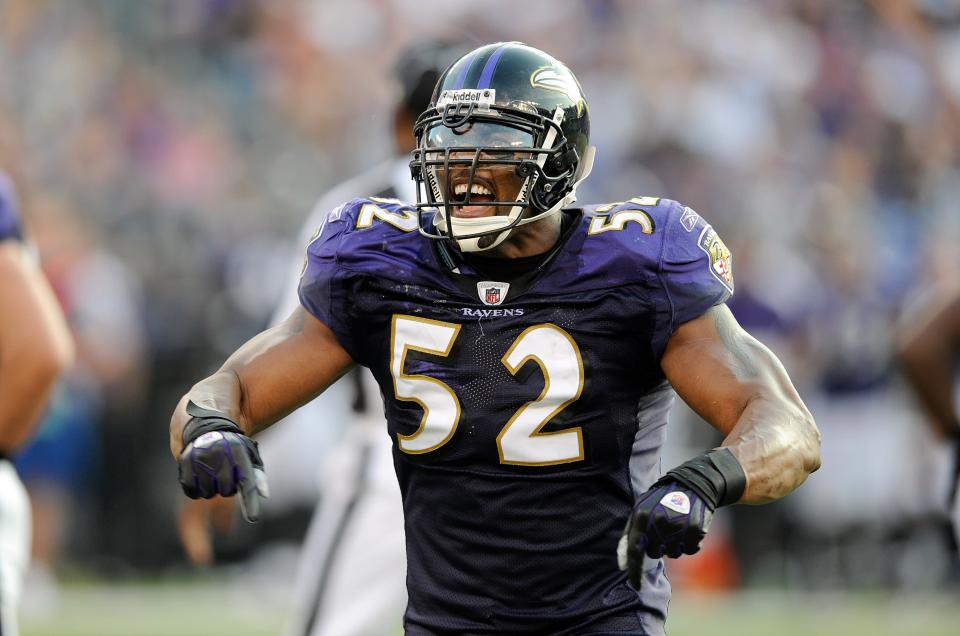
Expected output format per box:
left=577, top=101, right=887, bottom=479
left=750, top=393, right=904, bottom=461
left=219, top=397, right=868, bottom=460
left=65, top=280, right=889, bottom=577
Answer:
left=0, top=242, right=72, bottom=361
left=219, top=307, right=355, bottom=432
left=661, top=304, right=820, bottom=503
left=662, top=304, right=792, bottom=434
left=0, top=241, right=73, bottom=449
left=170, top=306, right=354, bottom=458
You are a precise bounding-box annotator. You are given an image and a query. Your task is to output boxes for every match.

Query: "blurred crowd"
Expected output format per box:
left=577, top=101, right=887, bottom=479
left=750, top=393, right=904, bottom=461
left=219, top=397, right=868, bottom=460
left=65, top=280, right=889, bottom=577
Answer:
left=2, top=0, right=960, bottom=612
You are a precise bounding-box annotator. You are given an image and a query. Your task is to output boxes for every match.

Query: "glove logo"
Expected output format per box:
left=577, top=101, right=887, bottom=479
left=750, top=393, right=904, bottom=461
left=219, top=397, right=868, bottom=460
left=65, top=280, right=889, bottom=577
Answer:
left=660, top=491, right=691, bottom=515
left=193, top=431, right=224, bottom=448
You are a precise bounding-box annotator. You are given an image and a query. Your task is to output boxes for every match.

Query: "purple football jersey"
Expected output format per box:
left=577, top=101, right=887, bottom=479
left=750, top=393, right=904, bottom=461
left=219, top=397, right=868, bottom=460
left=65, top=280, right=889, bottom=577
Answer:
left=299, top=196, right=732, bottom=635
left=0, top=172, right=23, bottom=242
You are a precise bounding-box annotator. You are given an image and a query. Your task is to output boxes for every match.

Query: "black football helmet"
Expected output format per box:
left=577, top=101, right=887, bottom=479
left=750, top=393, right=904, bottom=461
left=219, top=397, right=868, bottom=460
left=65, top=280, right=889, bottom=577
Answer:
left=410, top=42, right=594, bottom=252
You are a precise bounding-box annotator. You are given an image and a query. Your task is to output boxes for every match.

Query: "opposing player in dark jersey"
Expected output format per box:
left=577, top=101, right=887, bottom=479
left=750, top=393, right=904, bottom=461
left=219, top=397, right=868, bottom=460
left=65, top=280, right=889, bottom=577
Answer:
left=0, top=172, right=73, bottom=636
left=171, top=43, right=821, bottom=635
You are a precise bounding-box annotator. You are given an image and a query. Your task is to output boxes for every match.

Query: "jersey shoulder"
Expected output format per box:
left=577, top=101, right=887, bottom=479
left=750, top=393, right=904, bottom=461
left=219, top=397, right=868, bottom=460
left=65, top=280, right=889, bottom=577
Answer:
left=576, top=195, right=733, bottom=323
left=298, top=197, right=436, bottom=323
left=303, top=196, right=424, bottom=270
left=298, top=196, right=427, bottom=345
left=579, top=196, right=726, bottom=277
left=581, top=196, right=674, bottom=249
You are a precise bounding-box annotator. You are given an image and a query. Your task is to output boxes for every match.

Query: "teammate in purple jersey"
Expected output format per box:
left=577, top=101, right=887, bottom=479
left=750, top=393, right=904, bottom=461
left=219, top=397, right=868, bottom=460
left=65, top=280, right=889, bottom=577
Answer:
left=0, top=172, right=73, bottom=635
left=171, top=43, right=821, bottom=635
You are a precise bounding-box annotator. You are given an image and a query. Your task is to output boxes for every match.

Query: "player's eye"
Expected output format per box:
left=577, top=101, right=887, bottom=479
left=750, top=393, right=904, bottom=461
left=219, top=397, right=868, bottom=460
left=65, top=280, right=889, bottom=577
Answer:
left=425, top=122, right=534, bottom=151
left=481, top=149, right=521, bottom=161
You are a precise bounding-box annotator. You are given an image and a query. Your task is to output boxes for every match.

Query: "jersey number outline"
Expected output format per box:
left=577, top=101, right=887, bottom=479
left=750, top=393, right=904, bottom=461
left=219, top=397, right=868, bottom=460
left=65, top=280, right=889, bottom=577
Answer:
left=588, top=197, right=658, bottom=235
left=356, top=201, right=418, bottom=232
left=390, top=315, right=585, bottom=466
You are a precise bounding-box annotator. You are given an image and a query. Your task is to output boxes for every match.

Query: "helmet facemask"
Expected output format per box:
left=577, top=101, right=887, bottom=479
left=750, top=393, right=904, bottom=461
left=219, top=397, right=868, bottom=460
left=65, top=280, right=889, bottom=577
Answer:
left=411, top=96, right=588, bottom=252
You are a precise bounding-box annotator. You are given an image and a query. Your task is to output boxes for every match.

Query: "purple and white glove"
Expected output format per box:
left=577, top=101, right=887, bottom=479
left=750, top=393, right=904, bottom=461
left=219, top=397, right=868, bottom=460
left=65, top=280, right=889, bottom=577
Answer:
left=617, top=481, right=712, bottom=589
left=618, top=448, right=746, bottom=590
left=177, top=401, right=269, bottom=522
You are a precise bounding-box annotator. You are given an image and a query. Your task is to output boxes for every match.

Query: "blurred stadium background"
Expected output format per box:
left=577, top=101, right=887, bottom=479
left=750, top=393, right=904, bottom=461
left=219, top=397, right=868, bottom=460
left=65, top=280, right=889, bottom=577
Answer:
left=3, top=0, right=960, bottom=634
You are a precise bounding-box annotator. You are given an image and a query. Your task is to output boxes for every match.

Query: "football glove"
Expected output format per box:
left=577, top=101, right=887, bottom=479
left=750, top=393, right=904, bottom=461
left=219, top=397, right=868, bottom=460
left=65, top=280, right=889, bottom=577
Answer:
left=618, top=448, right=745, bottom=590
left=618, top=481, right=713, bottom=589
left=177, top=401, right=269, bottom=523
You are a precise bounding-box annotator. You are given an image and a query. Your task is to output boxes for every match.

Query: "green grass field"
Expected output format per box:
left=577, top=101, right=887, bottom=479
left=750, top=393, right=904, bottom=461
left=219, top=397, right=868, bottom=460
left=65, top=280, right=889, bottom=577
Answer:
left=20, top=579, right=960, bottom=636
left=667, top=590, right=960, bottom=636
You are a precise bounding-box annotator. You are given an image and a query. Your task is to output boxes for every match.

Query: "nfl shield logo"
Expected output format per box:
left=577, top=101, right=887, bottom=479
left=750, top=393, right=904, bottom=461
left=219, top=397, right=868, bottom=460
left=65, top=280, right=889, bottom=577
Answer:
left=477, top=281, right=510, bottom=306
left=660, top=491, right=691, bottom=514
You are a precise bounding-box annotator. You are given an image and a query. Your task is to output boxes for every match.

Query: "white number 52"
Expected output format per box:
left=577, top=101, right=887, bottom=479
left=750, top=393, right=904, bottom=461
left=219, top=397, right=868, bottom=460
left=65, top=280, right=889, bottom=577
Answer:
left=390, top=315, right=585, bottom=466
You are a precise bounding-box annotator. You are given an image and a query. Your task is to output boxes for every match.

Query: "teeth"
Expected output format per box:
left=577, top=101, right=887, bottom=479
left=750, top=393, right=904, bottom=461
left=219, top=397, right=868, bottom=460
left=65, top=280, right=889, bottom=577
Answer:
left=454, top=183, right=492, bottom=196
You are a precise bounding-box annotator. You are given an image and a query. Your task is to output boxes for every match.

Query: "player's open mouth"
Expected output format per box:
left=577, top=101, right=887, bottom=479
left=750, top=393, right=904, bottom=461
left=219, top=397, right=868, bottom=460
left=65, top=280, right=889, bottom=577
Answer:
left=449, top=179, right=498, bottom=218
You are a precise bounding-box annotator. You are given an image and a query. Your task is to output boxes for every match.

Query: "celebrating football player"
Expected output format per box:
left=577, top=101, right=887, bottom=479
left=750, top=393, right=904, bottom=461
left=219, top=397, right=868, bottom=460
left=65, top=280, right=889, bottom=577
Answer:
left=0, top=172, right=73, bottom=636
left=171, top=43, right=820, bottom=635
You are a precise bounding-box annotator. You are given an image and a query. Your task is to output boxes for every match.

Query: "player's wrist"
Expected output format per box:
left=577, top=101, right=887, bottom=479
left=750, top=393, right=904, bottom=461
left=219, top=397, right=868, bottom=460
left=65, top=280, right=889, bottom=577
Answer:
left=655, top=448, right=746, bottom=510
left=181, top=400, right=244, bottom=447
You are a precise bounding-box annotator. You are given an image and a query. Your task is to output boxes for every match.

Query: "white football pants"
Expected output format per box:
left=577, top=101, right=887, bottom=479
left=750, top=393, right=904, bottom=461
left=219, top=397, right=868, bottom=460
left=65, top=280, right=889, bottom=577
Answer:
left=0, top=460, right=30, bottom=636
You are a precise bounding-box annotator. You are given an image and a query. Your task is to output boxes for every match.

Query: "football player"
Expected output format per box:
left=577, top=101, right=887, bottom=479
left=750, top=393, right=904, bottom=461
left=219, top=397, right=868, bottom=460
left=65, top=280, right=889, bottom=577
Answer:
left=0, top=172, right=73, bottom=635
left=897, top=288, right=960, bottom=549
left=171, top=43, right=821, bottom=635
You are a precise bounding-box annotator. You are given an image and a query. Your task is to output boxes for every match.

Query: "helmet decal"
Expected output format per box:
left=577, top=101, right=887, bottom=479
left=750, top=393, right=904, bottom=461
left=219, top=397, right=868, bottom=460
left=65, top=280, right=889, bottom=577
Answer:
left=530, top=66, right=585, bottom=115
left=451, top=48, right=482, bottom=90
left=530, top=66, right=580, bottom=100
left=476, top=43, right=512, bottom=89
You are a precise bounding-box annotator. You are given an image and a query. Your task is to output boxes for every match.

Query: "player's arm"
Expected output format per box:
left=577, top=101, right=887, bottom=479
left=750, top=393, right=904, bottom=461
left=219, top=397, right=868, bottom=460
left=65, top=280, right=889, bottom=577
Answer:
left=169, top=307, right=354, bottom=520
left=0, top=241, right=74, bottom=452
left=895, top=290, right=960, bottom=513
left=170, top=307, right=354, bottom=456
left=896, top=291, right=960, bottom=439
left=620, top=304, right=819, bottom=586
left=662, top=303, right=821, bottom=504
